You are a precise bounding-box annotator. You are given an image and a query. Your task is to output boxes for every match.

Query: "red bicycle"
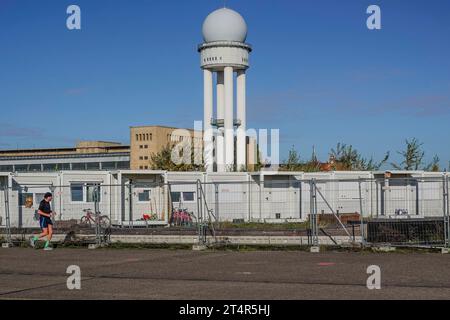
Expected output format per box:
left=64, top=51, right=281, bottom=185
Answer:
left=80, top=208, right=110, bottom=229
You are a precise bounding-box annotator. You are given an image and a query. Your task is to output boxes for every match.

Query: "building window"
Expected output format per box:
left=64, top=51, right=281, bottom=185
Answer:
left=72, top=163, right=86, bottom=170
left=35, top=193, right=47, bottom=204
left=139, top=156, right=143, bottom=160
left=138, top=189, right=151, bottom=202
left=70, top=184, right=84, bottom=202
left=144, top=145, right=148, bottom=149
left=139, top=145, right=143, bottom=149
left=139, top=166, right=143, bottom=169
left=71, top=183, right=101, bottom=202
left=86, top=162, right=100, bottom=170
left=15, top=165, right=28, bottom=172
left=136, top=134, right=139, bottom=141
left=42, top=164, right=57, bottom=171
left=102, top=162, right=116, bottom=170
left=19, top=193, right=34, bottom=207
left=149, top=133, right=152, bottom=141
left=59, top=163, right=70, bottom=170
left=86, top=183, right=101, bottom=202
left=170, top=192, right=181, bottom=203
left=117, top=161, right=129, bottom=169
left=0, top=165, right=13, bottom=171
left=144, top=166, right=148, bottom=169
left=183, top=192, right=195, bottom=202
left=29, top=164, right=42, bottom=172
left=144, top=156, right=148, bottom=160
left=170, top=191, right=195, bottom=203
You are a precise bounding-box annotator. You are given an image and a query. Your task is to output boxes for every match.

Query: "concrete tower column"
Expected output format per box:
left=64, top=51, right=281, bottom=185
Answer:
left=236, top=70, right=246, bottom=170
left=200, top=8, right=252, bottom=172
left=203, top=69, right=214, bottom=172
left=224, top=66, right=234, bottom=170
left=216, top=71, right=225, bottom=172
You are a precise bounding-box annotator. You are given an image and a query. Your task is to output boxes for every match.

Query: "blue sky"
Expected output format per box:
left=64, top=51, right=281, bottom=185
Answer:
left=0, top=0, right=449, bottom=169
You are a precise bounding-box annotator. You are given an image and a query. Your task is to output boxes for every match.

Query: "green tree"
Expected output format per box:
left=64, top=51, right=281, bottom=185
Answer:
left=150, top=143, right=204, bottom=171
left=283, top=145, right=302, bottom=171
left=391, top=138, right=425, bottom=170
left=424, top=155, right=440, bottom=172
left=330, top=143, right=389, bottom=171
left=330, top=143, right=358, bottom=170
left=280, top=146, right=320, bottom=172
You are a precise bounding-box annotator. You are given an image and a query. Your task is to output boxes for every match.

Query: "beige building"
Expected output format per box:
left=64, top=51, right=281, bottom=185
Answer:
left=130, top=125, right=258, bottom=171
left=130, top=126, right=202, bottom=170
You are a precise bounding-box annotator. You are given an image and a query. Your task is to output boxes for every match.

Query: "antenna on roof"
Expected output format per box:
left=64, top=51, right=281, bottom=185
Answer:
left=311, top=145, right=318, bottom=163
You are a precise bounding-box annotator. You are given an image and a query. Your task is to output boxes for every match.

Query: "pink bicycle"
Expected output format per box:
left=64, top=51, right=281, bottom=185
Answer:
left=170, top=208, right=194, bottom=226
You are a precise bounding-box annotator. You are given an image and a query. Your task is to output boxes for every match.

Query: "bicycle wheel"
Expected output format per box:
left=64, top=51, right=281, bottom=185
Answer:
left=80, top=216, right=91, bottom=226
left=99, top=216, right=111, bottom=229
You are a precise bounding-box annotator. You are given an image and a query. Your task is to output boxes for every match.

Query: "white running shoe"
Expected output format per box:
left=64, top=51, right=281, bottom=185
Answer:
left=43, top=246, right=53, bottom=251
left=29, top=237, right=36, bottom=248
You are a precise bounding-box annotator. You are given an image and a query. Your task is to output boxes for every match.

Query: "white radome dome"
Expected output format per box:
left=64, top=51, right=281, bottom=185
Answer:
left=202, top=8, right=247, bottom=43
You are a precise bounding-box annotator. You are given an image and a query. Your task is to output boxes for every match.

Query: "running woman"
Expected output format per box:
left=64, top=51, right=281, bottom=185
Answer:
left=30, top=192, right=55, bottom=250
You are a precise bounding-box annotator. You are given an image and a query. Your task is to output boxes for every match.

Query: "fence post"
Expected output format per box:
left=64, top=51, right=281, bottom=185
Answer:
left=2, top=186, right=12, bottom=247
left=94, top=185, right=101, bottom=246
left=128, top=182, right=133, bottom=228
left=214, top=183, right=219, bottom=223
left=447, top=175, right=450, bottom=248
left=259, top=173, right=263, bottom=222
left=309, top=180, right=313, bottom=245
left=196, top=180, right=205, bottom=245
left=299, top=180, right=302, bottom=220
left=309, top=179, right=318, bottom=247
left=444, top=175, right=449, bottom=248
left=358, top=178, right=366, bottom=247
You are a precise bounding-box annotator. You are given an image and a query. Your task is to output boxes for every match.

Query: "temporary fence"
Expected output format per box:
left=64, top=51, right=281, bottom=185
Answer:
left=1, top=176, right=449, bottom=248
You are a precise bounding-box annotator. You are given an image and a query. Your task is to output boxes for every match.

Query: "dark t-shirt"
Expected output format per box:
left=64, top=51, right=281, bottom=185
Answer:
left=39, top=200, right=52, bottom=215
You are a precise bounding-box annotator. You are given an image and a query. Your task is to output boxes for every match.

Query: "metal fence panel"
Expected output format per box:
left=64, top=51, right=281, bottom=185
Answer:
left=1, top=175, right=449, bottom=248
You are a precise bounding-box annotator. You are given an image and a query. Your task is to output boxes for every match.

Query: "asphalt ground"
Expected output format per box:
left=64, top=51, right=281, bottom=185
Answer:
left=0, top=247, right=449, bottom=300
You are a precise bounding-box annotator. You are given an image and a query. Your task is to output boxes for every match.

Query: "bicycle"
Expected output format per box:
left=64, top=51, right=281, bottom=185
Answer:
left=80, top=208, right=110, bottom=229
left=170, top=208, right=195, bottom=227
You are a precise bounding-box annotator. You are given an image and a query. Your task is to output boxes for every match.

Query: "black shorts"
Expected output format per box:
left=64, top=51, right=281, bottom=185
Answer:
left=39, top=216, right=53, bottom=229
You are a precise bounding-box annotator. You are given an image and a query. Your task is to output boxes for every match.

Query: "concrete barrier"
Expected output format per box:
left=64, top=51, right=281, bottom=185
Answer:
left=10, top=233, right=361, bottom=246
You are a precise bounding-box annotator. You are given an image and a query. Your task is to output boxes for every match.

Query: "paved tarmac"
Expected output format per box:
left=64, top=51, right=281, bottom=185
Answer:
left=0, top=248, right=449, bottom=299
